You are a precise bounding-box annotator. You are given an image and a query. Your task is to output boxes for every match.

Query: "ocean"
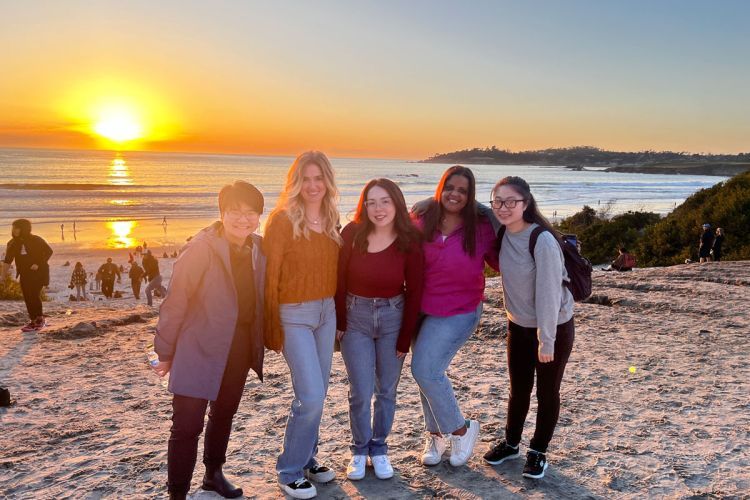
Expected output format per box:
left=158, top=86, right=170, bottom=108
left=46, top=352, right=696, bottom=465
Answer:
left=0, top=147, right=726, bottom=253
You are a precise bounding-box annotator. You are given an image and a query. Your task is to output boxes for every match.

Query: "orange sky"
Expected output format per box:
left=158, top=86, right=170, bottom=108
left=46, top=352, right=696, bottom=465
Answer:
left=1, top=2, right=748, bottom=158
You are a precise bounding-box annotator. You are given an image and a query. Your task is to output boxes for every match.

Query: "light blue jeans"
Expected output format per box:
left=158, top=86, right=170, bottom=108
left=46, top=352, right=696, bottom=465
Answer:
left=340, top=293, right=405, bottom=457
left=276, top=297, right=336, bottom=484
left=411, top=303, right=482, bottom=434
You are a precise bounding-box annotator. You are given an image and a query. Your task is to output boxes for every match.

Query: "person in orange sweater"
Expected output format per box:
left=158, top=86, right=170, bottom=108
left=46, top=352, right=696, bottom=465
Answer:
left=263, top=150, right=342, bottom=499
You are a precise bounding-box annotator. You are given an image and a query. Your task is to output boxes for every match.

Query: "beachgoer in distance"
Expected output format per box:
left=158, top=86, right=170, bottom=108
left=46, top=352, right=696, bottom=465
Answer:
left=484, top=176, right=575, bottom=480
left=712, top=228, right=724, bottom=262
left=603, top=247, right=635, bottom=272
left=143, top=250, right=167, bottom=306
left=410, top=165, right=499, bottom=468
left=699, top=223, right=714, bottom=263
left=263, top=151, right=342, bottom=499
left=335, top=178, right=424, bottom=481
left=69, top=261, right=88, bottom=300
left=97, top=257, right=121, bottom=299
left=2, top=219, right=53, bottom=331
left=152, top=181, right=267, bottom=500
left=129, top=261, right=145, bottom=300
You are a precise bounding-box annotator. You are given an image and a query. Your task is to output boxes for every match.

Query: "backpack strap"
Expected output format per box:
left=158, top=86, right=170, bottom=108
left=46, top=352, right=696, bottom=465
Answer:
left=528, top=226, right=546, bottom=260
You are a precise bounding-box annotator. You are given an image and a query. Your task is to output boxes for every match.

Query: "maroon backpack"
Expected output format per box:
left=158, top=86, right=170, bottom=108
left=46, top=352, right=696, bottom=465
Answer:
left=498, top=226, right=592, bottom=302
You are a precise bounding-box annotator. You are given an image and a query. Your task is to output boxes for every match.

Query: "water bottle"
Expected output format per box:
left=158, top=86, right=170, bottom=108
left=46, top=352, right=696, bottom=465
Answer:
left=145, top=342, right=169, bottom=389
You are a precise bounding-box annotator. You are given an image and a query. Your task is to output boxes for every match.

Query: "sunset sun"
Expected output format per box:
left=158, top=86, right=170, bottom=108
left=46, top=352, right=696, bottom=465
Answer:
left=93, top=107, right=144, bottom=142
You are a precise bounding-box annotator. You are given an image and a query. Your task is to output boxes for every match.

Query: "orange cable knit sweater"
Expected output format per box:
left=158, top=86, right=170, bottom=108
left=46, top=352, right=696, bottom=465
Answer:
left=262, top=210, right=340, bottom=350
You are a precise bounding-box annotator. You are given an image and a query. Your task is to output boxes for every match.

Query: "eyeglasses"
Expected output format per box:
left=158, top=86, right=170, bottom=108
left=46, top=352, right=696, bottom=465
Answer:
left=225, top=209, right=260, bottom=219
left=489, top=199, right=526, bottom=209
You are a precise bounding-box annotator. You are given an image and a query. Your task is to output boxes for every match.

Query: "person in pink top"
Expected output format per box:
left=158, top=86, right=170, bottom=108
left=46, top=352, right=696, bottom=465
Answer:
left=410, top=165, right=499, bottom=468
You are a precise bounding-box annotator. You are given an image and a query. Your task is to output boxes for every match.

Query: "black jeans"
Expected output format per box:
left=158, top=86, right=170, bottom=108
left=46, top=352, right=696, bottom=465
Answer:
left=167, top=343, right=250, bottom=495
left=131, top=280, right=141, bottom=299
left=101, top=278, right=115, bottom=298
left=20, top=273, right=44, bottom=320
left=505, top=318, right=574, bottom=453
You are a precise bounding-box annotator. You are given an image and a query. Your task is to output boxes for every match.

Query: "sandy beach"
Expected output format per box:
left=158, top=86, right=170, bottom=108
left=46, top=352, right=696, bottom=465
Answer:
left=1, top=254, right=749, bottom=499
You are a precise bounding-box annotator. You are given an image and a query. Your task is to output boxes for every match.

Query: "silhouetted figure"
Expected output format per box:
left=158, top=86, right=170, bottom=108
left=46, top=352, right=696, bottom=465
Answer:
left=2, top=219, right=53, bottom=331
left=712, top=228, right=725, bottom=262
left=69, top=262, right=88, bottom=300
left=699, top=223, right=714, bottom=263
left=143, top=250, right=166, bottom=306
left=129, top=261, right=145, bottom=299
left=97, top=257, right=121, bottom=298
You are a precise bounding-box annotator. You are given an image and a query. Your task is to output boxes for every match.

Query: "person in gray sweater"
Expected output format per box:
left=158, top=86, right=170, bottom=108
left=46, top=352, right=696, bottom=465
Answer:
left=483, top=176, right=575, bottom=480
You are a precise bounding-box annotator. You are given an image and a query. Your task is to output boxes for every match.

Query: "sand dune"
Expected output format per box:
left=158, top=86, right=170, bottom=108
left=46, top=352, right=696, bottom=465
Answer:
left=1, top=259, right=748, bottom=498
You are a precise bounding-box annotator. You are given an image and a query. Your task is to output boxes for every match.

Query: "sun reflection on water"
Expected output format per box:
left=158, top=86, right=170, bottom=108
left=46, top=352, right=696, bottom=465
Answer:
left=108, top=157, right=133, bottom=186
left=106, top=220, right=137, bottom=248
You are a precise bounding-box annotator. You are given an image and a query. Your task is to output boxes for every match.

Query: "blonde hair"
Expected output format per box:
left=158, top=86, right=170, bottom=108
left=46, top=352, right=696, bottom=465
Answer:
left=273, top=151, right=342, bottom=244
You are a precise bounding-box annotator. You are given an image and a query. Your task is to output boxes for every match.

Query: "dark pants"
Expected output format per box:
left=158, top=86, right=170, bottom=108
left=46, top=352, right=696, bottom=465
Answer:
left=167, top=339, right=250, bottom=495
left=131, top=280, right=141, bottom=299
left=102, top=278, right=115, bottom=298
left=20, top=274, right=44, bottom=320
left=505, top=318, right=574, bottom=453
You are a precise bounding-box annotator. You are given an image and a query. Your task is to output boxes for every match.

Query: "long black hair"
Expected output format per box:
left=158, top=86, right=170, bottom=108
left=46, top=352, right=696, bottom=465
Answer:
left=11, top=219, right=32, bottom=239
left=492, top=176, right=560, bottom=241
left=422, top=165, right=479, bottom=256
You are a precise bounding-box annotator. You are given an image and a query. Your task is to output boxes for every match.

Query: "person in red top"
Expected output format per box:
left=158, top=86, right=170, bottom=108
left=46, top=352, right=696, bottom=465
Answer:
left=335, top=178, right=423, bottom=482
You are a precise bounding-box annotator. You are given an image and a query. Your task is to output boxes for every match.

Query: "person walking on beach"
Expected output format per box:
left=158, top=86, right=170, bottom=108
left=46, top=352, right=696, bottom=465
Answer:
left=335, top=179, right=423, bottom=481
left=409, top=166, right=499, bottom=469
left=152, top=181, right=267, bottom=500
left=143, top=250, right=167, bottom=306
left=263, top=151, right=341, bottom=499
left=699, top=223, right=714, bottom=263
left=97, top=257, right=121, bottom=299
left=2, top=219, right=53, bottom=331
left=712, top=228, right=725, bottom=262
left=483, top=176, right=575, bottom=480
left=69, top=262, right=88, bottom=300
left=129, top=261, right=145, bottom=300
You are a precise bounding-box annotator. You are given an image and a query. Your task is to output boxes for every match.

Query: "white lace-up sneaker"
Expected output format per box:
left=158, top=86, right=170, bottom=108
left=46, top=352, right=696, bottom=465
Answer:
left=370, top=455, right=394, bottom=479
left=421, top=433, right=448, bottom=465
left=346, top=455, right=367, bottom=480
left=449, top=420, right=480, bottom=466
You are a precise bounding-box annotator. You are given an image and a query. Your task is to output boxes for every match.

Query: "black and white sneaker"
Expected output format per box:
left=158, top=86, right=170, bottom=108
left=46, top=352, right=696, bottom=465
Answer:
left=522, top=450, right=549, bottom=479
left=483, top=440, right=521, bottom=465
left=304, top=464, right=336, bottom=483
left=279, top=478, right=317, bottom=499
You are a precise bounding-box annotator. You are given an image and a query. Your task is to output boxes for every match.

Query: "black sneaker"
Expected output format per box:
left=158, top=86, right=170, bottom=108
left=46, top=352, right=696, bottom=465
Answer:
left=522, top=450, right=549, bottom=479
left=304, top=463, right=336, bottom=483
left=483, top=440, right=521, bottom=465
left=279, top=478, right=317, bottom=499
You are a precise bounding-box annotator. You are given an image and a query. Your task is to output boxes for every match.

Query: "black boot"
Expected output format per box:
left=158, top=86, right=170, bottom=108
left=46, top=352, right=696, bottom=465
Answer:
left=169, top=492, right=187, bottom=500
left=202, top=465, right=243, bottom=498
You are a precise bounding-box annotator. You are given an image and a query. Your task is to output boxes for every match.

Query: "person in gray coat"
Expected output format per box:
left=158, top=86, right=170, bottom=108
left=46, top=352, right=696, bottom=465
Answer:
left=152, top=181, right=266, bottom=500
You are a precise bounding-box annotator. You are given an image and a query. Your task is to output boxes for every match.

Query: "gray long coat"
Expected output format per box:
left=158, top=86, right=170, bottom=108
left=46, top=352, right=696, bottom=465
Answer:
left=154, top=222, right=266, bottom=400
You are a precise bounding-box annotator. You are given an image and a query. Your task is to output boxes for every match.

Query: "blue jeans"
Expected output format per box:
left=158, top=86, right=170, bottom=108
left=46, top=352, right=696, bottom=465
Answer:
left=145, top=274, right=166, bottom=306
left=411, top=303, right=482, bottom=434
left=340, top=293, right=405, bottom=457
left=276, top=297, right=336, bottom=484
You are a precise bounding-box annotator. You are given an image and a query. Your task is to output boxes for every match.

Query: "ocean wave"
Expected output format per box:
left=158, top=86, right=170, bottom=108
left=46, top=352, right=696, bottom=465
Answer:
left=0, top=183, right=148, bottom=191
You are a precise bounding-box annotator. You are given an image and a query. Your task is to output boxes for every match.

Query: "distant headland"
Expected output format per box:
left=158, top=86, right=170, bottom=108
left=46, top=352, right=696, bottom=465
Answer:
left=421, top=146, right=750, bottom=176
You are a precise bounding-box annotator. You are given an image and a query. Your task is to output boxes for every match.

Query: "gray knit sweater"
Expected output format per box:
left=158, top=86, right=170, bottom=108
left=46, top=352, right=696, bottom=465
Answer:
left=499, top=223, right=574, bottom=355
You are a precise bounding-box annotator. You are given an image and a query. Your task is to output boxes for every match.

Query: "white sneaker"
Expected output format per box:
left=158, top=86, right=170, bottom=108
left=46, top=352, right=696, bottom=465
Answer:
left=421, top=433, right=447, bottom=465
left=370, top=455, right=394, bottom=479
left=449, top=420, right=480, bottom=466
left=346, top=455, right=367, bottom=480
left=279, top=478, right=317, bottom=499
left=304, top=463, right=336, bottom=483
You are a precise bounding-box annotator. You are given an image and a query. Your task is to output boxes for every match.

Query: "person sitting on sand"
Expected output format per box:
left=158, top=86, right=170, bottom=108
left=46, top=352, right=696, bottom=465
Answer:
left=484, top=176, right=575, bottom=480
left=97, top=257, right=121, bottom=299
left=151, top=180, right=267, bottom=500
left=2, top=219, right=53, bottom=332
left=699, top=223, right=714, bottom=263
left=603, top=247, right=636, bottom=272
left=712, top=228, right=724, bottom=262
left=69, top=261, right=88, bottom=301
left=335, top=178, right=423, bottom=482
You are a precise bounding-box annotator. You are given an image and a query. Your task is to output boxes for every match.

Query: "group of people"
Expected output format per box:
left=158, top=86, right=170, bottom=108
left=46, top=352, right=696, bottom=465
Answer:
left=151, top=151, right=576, bottom=499
left=699, top=223, right=725, bottom=263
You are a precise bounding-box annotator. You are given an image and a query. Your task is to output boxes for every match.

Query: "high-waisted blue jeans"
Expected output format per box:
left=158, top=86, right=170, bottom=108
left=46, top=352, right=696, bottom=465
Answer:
left=340, top=293, right=405, bottom=457
left=276, top=297, right=336, bottom=484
